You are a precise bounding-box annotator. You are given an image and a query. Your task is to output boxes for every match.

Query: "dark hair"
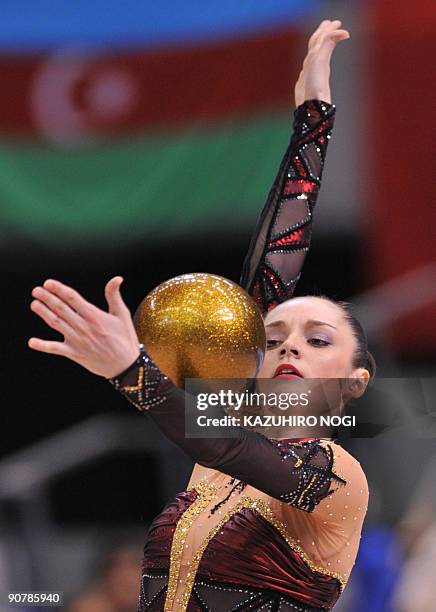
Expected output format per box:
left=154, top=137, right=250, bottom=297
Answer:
left=314, top=295, right=376, bottom=379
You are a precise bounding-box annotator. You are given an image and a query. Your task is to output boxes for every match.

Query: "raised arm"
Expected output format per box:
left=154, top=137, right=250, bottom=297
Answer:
left=240, top=20, right=349, bottom=312
left=28, top=20, right=351, bottom=511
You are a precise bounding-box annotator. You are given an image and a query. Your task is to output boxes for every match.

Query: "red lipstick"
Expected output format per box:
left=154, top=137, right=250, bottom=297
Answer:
left=273, top=363, right=303, bottom=378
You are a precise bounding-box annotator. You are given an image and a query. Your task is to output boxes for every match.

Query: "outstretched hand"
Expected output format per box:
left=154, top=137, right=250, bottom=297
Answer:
left=294, top=19, right=350, bottom=107
left=29, top=277, right=140, bottom=378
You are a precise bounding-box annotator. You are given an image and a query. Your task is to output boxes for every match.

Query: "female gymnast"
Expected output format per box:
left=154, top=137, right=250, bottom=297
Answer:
left=29, top=20, right=372, bottom=611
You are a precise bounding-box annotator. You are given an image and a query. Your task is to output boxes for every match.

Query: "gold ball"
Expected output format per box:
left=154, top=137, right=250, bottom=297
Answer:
left=134, top=273, right=266, bottom=387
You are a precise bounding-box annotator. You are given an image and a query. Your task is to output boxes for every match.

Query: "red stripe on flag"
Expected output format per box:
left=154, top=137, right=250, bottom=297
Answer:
left=0, top=28, right=302, bottom=138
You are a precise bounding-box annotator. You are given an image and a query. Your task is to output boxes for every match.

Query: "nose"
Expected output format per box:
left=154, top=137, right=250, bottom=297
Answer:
left=279, top=338, right=300, bottom=358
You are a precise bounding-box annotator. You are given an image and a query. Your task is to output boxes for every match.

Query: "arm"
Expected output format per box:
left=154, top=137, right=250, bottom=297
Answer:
left=28, top=276, right=345, bottom=512
left=239, top=99, right=335, bottom=312
left=109, top=348, right=346, bottom=512
left=240, top=20, right=349, bottom=312
left=28, top=21, right=350, bottom=511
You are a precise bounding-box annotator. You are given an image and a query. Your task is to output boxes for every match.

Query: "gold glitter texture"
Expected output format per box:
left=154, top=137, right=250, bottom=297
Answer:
left=134, top=273, right=266, bottom=387
left=164, top=481, right=217, bottom=611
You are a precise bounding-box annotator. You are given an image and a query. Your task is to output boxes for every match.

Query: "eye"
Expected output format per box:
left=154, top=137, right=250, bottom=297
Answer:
left=266, top=339, right=282, bottom=349
left=307, top=337, right=331, bottom=347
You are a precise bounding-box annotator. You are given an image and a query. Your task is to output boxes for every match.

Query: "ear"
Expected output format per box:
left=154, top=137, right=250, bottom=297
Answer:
left=347, top=367, right=370, bottom=399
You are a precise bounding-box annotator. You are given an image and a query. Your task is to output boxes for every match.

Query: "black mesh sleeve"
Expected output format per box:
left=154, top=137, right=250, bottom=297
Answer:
left=239, top=99, right=336, bottom=313
left=109, top=351, right=346, bottom=512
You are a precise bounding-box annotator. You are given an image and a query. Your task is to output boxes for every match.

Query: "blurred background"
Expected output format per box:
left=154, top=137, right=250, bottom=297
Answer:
left=0, top=0, right=435, bottom=610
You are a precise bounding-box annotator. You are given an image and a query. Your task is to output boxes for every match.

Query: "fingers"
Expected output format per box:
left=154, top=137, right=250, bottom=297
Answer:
left=321, top=22, right=350, bottom=47
left=104, top=276, right=130, bottom=317
left=308, top=20, right=350, bottom=52
left=30, top=297, right=77, bottom=337
left=308, top=20, right=333, bottom=50
left=41, top=279, right=99, bottom=320
left=28, top=336, right=74, bottom=358
left=330, top=30, right=350, bottom=43
left=32, top=286, right=85, bottom=332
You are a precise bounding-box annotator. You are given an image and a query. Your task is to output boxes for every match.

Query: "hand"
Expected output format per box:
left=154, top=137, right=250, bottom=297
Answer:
left=294, top=19, right=350, bottom=107
left=28, top=277, right=141, bottom=378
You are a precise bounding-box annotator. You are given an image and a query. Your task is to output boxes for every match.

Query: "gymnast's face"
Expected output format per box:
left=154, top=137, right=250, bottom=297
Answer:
left=258, top=296, right=369, bottom=386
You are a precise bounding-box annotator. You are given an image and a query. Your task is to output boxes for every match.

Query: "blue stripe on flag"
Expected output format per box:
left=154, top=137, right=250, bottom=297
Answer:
left=0, top=0, right=320, bottom=52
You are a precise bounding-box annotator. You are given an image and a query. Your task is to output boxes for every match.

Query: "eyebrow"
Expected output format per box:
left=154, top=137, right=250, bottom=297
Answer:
left=308, top=319, right=338, bottom=330
left=265, top=319, right=338, bottom=330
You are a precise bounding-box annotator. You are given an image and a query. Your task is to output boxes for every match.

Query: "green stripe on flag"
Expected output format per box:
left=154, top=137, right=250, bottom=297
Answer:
left=0, top=112, right=292, bottom=244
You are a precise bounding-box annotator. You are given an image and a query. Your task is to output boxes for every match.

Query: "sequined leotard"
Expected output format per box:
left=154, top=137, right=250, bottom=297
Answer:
left=110, top=100, right=369, bottom=611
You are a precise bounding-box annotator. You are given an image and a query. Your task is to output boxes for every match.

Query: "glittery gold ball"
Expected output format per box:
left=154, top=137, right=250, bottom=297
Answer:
left=134, top=273, right=266, bottom=387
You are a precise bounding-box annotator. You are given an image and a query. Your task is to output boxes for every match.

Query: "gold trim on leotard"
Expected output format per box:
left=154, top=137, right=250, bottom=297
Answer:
left=166, top=483, right=347, bottom=611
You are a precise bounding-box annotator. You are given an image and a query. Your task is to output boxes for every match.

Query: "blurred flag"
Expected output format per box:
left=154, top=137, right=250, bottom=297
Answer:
left=0, top=0, right=320, bottom=244
left=368, top=0, right=436, bottom=354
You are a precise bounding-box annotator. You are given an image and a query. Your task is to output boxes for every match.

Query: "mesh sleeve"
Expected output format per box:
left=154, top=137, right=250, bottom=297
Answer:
left=239, top=99, right=336, bottom=313
left=109, top=351, right=346, bottom=513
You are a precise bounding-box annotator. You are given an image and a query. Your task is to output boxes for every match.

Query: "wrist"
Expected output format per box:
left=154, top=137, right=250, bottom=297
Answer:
left=297, top=98, right=334, bottom=109
left=108, top=345, right=170, bottom=412
left=293, top=100, right=336, bottom=127
left=106, top=344, right=142, bottom=381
